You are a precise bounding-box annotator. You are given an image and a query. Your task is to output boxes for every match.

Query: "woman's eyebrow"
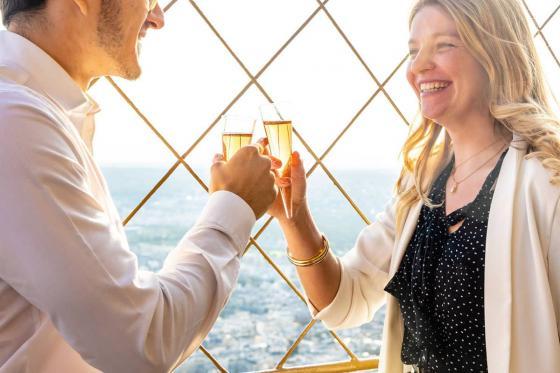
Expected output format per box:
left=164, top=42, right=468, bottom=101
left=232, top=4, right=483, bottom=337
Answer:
left=409, top=31, right=461, bottom=44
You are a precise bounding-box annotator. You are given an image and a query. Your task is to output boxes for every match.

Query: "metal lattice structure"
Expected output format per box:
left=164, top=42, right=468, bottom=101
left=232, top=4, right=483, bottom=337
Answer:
left=89, top=1, right=560, bottom=372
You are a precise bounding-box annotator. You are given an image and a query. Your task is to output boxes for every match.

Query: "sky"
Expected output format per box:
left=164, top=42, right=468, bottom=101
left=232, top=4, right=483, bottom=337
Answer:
left=1, top=0, right=559, bottom=172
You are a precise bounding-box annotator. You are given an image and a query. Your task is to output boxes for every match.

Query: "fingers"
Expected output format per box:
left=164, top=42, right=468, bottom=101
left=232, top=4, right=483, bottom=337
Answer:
left=249, top=137, right=268, bottom=156
left=290, top=151, right=307, bottom=203
left=273, top=151, right=304, bottom=187
left=253, top=138, right=283, bottom=170
left=245, top=143, right=266, bottom=158
left=256, top=137, right=269, bottom=155
left=291, top=151, right=305, bottom=177
left=276, top=176, right=291, bottom=188
left=270, top=156, right=282, bottom=170
left=213, top=153, right=225, bottom=164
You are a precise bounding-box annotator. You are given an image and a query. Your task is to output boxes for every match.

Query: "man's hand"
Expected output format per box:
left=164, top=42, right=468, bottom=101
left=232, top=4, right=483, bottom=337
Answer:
left=210, top=144, right=279, bottom=219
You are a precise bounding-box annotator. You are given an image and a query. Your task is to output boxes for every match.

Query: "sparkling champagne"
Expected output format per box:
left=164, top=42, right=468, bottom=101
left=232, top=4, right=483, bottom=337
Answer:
left=222, top=133, right=252, bottom=160
left=264, top=120, right=293, bottom=217
left=263, top=120, right=292, bottom=175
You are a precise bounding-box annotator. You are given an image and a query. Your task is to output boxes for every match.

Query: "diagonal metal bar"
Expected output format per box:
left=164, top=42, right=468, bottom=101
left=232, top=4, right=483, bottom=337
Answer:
left=170, top=345, right=227, bottom=373
left=199, top=345, right=227, bottom=372
left=251, top=238, right=307, bottom=303
left=250, top=236, right=359, bottom=361
left=105, top=77, right=206, bottom=190
left=124, top=166, right=177, bottom=226
left=532, top=3, right=560, bottom=36
left=104, top=77, right=209, bottom=226
left=315, top=0, right=411, bottom=128
left=294, top=125, right=372, bottom=225
left=276, top=319, right=319, bottom=369
left=187, top=0, right=271, bottom=99
left=306, top=56, right=408, bottom=182
left=243, top=216, right=275, bottom=256
left=523, top=0, right=560, bottom=69
left=275, top=318, right=361, bottom=370
left=162, top=0, right=179, bottom=12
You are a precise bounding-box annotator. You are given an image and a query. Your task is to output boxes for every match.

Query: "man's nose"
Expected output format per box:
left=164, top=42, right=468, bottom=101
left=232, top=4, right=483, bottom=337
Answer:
left=146, top=4, right=165, bottom=30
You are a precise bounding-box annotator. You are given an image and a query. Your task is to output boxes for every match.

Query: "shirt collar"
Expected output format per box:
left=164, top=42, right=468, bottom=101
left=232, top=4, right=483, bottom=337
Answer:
left=0, top=30, right=98, bottom=116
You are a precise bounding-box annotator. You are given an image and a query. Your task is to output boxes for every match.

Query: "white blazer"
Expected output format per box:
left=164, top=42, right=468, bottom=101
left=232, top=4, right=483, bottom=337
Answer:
left=314, top=139, right=560, bottom=373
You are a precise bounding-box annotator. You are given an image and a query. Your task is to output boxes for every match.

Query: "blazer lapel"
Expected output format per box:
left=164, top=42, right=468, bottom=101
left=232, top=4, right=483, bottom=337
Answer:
left=390, top=200, right=423, bottom=275
left=485, top=140, right=525, bottom=372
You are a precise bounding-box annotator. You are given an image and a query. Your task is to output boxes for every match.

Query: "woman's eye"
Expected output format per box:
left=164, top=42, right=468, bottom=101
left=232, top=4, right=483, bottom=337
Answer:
left=438, top=43, right=456, bottom=50
left=408, top=49, right=419, bottom=58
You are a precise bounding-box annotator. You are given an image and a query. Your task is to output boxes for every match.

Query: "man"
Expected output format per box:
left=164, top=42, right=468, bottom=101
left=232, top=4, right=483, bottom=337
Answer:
left=0, top=0, right=278, bottom=371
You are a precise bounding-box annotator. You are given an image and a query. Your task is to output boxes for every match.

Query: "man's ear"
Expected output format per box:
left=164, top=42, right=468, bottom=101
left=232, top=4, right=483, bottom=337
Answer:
left=71, top=0, right=90, bottom=16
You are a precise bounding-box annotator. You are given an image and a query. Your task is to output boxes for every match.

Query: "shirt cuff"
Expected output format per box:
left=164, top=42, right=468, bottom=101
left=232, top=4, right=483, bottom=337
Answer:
left=309, top=260, right=352, bottom=330
left=194, top=191, right=256, bottom=255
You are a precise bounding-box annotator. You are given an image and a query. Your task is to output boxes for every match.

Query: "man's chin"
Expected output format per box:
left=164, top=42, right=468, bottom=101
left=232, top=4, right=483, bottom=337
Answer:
left=125, top=65, right=142, bottom=80
left=116, top=59, right=142, bottom=81
left=120, top=45, right=143, bottom=80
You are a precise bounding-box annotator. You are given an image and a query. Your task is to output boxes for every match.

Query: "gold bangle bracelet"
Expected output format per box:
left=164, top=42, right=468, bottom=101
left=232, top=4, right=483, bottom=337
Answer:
left=287, top=235, right=330, bottom=267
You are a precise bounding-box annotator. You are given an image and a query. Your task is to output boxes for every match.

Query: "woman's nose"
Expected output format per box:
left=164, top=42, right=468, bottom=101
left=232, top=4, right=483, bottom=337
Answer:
left=409, top=48, right=435, bottom=75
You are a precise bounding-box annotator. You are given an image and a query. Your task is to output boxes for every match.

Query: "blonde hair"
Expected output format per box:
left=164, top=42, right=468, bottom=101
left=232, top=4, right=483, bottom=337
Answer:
left=395, top=0, right=560, bottom=229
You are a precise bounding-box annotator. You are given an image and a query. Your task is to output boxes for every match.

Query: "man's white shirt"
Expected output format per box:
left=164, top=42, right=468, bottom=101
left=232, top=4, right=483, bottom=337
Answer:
left=0, top=30, right=256, bottom=372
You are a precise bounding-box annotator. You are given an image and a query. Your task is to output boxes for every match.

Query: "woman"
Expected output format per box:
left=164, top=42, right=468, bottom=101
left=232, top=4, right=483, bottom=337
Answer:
left=269, top=0, right=560, bottom=372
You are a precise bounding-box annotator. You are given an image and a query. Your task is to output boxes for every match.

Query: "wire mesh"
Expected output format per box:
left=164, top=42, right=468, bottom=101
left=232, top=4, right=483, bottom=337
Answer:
left=91, top=1, right=560, bottom=371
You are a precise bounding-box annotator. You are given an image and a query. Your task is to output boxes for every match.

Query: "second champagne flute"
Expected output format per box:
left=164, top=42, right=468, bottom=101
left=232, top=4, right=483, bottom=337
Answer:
left=260, top=103, right=293, bottom=219
left=221, top=115, right=256, bottom=161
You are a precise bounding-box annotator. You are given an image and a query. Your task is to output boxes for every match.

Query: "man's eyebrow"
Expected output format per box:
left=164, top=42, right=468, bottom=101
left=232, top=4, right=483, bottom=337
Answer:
left=409, top=31, right=461, bottom=44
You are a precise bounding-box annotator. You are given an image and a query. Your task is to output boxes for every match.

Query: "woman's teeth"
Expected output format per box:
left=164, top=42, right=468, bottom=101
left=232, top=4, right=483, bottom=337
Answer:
left=420, top=82, right=450, bottom=93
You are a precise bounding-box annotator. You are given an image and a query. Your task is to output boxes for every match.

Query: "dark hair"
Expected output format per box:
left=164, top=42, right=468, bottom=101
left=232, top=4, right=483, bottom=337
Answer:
left=1, top=0, right=47, bottom=26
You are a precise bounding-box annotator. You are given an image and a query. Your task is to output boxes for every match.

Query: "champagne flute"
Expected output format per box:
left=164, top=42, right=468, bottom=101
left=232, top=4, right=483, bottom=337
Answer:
left=260, top=103, right=293, bottom=219
left=221, top=115, right=256, bottom=161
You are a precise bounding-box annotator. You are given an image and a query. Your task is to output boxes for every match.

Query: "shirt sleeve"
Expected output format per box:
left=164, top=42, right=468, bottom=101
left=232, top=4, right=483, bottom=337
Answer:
left=0, top=94, right=256, bottom=372
left=548, top=196, right=560, bottom=334
left=313, top=199, right=397, bottom=330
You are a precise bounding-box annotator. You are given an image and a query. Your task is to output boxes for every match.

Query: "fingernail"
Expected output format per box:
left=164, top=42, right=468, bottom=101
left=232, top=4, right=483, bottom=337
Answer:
left=292, top=151, right=300, bottom=166
left=278, top=177, right=291, bottom=186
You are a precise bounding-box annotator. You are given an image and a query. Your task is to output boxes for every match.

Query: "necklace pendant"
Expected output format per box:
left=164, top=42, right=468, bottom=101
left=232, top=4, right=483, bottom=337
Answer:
left=450, top=182, right=458, bottom=193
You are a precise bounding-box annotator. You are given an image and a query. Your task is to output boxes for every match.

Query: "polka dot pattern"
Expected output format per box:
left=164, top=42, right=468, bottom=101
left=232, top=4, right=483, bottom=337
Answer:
left=384, top=150, right=508, bottom=372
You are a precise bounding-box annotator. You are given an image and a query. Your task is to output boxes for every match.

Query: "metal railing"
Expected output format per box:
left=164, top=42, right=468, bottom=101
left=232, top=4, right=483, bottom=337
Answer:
left=91, top=1, right=560, bottom=371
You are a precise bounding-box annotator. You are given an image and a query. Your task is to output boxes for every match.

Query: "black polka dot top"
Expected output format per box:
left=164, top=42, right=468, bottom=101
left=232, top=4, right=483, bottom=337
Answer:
left=384, top=149, right=508, bottom=372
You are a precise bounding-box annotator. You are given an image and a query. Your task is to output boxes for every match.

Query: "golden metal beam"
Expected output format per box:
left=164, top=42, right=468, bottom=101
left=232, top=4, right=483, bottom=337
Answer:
left=257, top=358, right=379, bottom=373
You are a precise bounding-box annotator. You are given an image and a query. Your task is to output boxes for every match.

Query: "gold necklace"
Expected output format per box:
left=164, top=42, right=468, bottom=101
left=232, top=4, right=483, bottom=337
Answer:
left=452, top=137, right=502, bottom=172
left=449, top=143, right=506, bottom=193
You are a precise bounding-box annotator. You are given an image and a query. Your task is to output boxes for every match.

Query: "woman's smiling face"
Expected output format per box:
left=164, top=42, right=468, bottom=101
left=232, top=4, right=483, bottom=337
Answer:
left=406, top=5, right=489, bottom=125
